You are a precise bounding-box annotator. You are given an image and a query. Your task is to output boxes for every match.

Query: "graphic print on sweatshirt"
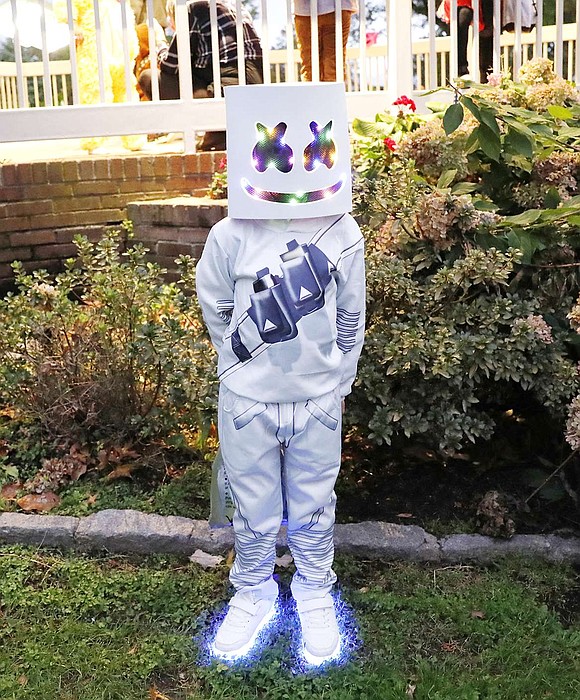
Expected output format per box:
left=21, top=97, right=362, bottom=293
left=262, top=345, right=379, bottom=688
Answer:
left=214, top=216, right=364, bottom=383
left=230, top=238, right=334, bottom=362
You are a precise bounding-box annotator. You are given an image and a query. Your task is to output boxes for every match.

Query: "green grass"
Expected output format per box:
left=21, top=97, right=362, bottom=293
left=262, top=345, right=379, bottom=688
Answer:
left=0, top=547, right=578, bottom=699
left=49, top=460, right=213, bottom=521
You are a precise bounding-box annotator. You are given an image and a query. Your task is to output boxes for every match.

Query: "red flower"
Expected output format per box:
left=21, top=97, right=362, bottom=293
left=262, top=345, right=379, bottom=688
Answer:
left=218, top=156, right=227, bottom=170
left=393, top=95, right=416, bottom=112
left=384, top=137, right=397, bottom=152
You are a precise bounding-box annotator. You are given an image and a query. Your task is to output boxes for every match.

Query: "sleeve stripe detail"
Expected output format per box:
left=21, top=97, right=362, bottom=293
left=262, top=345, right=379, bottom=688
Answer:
left=337, top=308, right=361, bottom=353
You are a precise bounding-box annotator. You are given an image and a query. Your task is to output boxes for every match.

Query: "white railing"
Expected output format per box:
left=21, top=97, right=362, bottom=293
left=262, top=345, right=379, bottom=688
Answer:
left=0, top=60, right=71, bottom=109
left=414, top=22, right=580, bottom=91
left=0, top=1, right=577, bottom=151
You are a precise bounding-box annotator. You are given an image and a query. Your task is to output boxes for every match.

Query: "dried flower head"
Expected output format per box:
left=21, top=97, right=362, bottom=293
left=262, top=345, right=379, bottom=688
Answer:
left=398, top=120, right=470, bottom=183
left=514, top=315, right=554, bottom=344
left=565, top=395, right=580, bottom=450
left=568, top=297, right=580, bottom=331
left=413, top=190, right=458, bottom=250
left=518, top=57, right=557, bottom=85
left=369, top=218, right=405, bottom=252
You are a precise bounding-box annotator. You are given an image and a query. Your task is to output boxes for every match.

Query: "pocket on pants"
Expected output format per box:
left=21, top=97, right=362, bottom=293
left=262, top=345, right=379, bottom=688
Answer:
left=305, top=389, right=340, bottom=431
left=221, top=386, right=267, bottom=430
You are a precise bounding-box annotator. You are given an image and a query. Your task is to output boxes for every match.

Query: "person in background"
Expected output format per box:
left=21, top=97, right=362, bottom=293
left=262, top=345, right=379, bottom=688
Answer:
left=134, top=20, right=168, bottom=100
left=437, top=0, right=494, bottom=82
left=294, top=0, right=358, bottom=82
left=53, top=0, right=145, bottom=152
left=130, top=0, right=170, bottom=29
left=138, top=0, right=262, bottom=149
left=138, top=0, right=262, bottom=100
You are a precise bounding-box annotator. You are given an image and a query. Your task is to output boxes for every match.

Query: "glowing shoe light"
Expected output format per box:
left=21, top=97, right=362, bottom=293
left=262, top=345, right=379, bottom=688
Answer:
left=211, top=599, right=278, bottom=662
left=302, top=635, right=342, bottom=667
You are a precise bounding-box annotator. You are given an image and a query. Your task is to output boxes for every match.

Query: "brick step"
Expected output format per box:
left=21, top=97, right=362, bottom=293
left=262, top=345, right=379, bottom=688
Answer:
left=127, top=196, right=227, bottom=280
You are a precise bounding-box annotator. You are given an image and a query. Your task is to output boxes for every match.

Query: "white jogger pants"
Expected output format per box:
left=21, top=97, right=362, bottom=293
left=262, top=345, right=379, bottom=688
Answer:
left=218, top=384, right=343, bottom=601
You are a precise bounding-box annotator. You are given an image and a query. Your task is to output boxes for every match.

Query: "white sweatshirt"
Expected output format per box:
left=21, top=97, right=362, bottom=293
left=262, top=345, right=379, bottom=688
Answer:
left=196, top=214, right=365, bottom=403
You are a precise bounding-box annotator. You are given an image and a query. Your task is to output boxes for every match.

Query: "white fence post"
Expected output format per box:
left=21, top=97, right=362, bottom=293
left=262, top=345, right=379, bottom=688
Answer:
left=387, top=0, right=413, bottom=98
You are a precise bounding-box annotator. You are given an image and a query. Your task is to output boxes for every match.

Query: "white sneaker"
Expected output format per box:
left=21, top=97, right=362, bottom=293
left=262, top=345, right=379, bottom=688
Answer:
left=296, top=594, right=341, bottom=664
left=213, top=585, right=278, bottom=658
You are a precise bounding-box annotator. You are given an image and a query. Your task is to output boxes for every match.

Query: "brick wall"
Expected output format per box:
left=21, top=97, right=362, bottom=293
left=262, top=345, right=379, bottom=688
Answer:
left=128, top=197, right=226, bottom=282
left=0, top=152, right=224, bottom=290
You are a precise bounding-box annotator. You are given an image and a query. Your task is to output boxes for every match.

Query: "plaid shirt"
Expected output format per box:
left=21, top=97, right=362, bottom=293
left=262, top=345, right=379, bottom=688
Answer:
left=160, top=1, right=262, bottom=75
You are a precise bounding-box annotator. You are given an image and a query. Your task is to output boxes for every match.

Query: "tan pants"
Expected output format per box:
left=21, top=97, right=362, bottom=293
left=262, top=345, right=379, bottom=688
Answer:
left=295, top=11, right=353, bottom=82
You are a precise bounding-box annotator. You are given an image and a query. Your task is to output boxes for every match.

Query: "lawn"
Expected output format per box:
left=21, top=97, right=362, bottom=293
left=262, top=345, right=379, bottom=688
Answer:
left=0, top=546, right=578, bottom=699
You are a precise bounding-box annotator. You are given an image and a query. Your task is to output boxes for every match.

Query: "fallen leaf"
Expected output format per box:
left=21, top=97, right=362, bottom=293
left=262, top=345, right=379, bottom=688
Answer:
left=86, top=494, right=98, bottom=506
left=104, top=464, right=137, bottom=482
left=70, top=461, right=88, bottom=482
left=97, top=449, right=109, bottom=471
left=189, top=549, right=224, bottom=569
left=397, top=513, right=415, bottom=519
left=275, top=553, right=294, bottom=568
left=406, top=682, right=416, bottom=698
left=471, top=610, right=486, bottom=619
left=441, top=640, right=459, bottom=653
left=148, top=688, right=172, bottom=700
left=225, top=548, right=235, bottom=567
left=17, top=675, right=28, bottom=687
left=17, top=492, right=61, bottom=512
left=1, top=482, right=23, bottom=500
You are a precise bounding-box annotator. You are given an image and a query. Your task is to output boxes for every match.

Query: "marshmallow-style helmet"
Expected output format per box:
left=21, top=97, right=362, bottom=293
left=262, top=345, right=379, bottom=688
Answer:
left=224, top=83, right=352, bottom=219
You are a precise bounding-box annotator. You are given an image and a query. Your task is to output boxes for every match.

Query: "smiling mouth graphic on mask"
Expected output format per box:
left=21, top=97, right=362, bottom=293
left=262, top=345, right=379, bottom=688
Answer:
left=241, top=176, right=346, bottom=204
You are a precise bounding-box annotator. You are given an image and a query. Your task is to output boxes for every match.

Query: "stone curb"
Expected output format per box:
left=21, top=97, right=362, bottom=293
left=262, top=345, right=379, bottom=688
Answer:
left=0, top=509, right=579, bottom=564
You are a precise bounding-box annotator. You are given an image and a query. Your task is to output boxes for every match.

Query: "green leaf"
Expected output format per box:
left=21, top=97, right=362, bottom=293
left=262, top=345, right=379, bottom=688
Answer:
left=505, top=127, right=534, bottom=159
left=547, top=104, right=574, bottom=120
left=475, top=232, right=508, bottom=250
left=465, top=126, right=480, bottom=153
left=351, top=118, right=392, bottom=139
left=443, top=102, right=465, bottom=135
left=506, top=229, right=545, bottom=263
left=437, top=169, right=458, bottom=189
left=473, top=199, right=499, bottom=212
left=451, top=182, right=479, bottom=195
left=479, top=107, right=501, bottom=138
left=503, top=117, right=535, bottom=139
left=477, top=122, right=501, bottom=162
left=543, top=187, right=561, bottom=209
left=529, top=122, right=554, bottom=137
left=462, top=96, right=481, bottom=120
left=503, top=210, right=543, bottom=225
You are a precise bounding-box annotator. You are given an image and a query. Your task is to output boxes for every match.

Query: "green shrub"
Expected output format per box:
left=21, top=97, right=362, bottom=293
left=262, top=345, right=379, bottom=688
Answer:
left=349, top=60, right=580, bottom=459
left=0, top=227, right=217, bottom=485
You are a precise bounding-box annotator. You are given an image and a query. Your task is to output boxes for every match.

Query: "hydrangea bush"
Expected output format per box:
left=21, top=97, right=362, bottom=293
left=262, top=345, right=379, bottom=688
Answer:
left=350, top=59, right=580, bottom=475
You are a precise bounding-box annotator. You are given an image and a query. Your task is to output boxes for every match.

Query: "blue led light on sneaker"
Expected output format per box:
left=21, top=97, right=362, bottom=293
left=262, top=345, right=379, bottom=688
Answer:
left=210, top=601, right=278, bottom=661
left=195, top=589, right=360, bottom=672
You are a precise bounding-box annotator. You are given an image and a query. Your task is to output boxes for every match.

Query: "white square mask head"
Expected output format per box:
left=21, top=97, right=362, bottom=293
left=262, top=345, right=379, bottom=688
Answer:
left=224, top=83, right=352, bottom=219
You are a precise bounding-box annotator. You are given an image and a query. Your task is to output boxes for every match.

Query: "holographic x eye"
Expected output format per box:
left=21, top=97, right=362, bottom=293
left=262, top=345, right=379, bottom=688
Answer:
left=252, top=122, right=294, bottom=173
left=303, top=121, right=336, bottom=172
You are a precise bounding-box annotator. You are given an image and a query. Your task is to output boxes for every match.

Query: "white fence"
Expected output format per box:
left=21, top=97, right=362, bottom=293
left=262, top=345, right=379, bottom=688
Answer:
left=0, top=1, right=577, bottom=152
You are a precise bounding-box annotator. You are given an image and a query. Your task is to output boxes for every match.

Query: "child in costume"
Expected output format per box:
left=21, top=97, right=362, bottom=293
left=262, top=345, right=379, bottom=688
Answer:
left=196, top=83, right=365, bottom=663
